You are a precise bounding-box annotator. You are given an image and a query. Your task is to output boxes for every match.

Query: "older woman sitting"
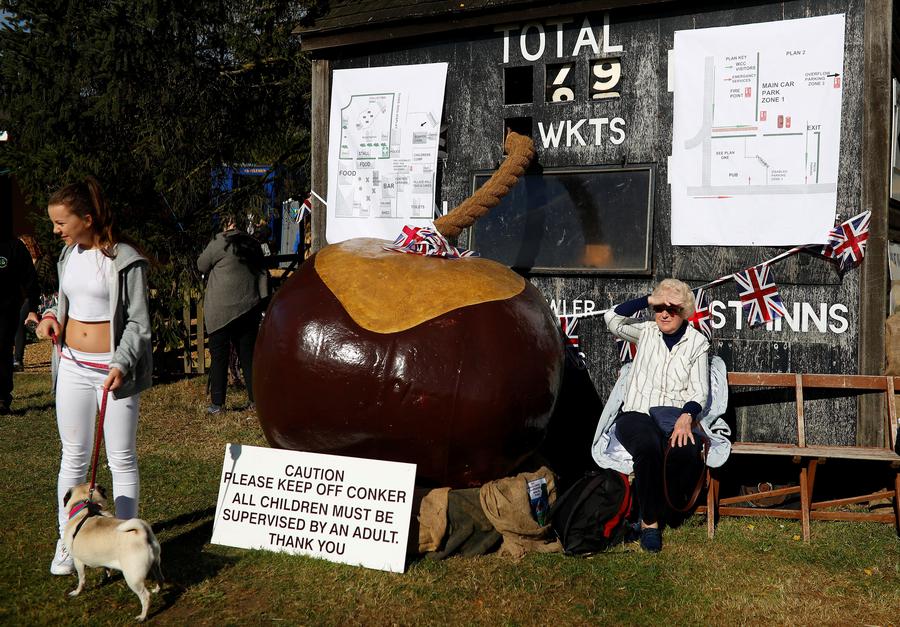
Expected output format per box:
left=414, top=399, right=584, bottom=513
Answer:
left=603, top=278, right=709, bottom=552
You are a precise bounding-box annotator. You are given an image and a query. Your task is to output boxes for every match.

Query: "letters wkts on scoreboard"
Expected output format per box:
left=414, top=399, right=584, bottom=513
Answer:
left=212, top=445, right=416, bottom=573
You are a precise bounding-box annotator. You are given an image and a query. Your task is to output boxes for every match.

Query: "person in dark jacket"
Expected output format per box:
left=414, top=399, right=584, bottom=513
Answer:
left=14, top=234, right=57, bottom=371
left=0, top=229, right=40, bottom=414
left=197, top=213, right=268, bottom=414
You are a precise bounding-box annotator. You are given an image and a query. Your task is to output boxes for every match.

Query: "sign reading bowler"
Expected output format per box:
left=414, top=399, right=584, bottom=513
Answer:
left=211, top=444, right=417, bottom=573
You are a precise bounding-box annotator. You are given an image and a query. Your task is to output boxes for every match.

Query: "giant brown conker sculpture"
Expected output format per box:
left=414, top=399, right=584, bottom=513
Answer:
left=253, top=133, right=564, bottom=487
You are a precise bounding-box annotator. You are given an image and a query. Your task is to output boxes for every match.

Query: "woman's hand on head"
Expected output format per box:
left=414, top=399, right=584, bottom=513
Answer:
left=35, top=317, right=61, bottom=341
left=669, top=413, right=696, bottom=448
left=103, top=367, right=124, bottom=392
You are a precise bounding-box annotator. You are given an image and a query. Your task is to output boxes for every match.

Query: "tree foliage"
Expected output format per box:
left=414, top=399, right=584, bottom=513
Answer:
left=0, top=0, right=314, bottom=359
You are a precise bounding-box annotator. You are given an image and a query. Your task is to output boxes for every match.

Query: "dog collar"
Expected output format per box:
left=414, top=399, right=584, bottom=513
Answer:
left=69, top=500, right=92, bottom=520
left=70, top=499, right=103, bottom=544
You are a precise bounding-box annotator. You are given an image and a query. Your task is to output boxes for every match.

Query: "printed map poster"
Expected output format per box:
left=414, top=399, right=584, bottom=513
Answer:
left=326, top=63, right=448, bottom=243
left=669, top=14, right=845, bottom=245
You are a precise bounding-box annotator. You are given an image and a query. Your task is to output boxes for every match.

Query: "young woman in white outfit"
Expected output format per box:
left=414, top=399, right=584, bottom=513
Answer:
left=35, top=177, right=153, bottom=575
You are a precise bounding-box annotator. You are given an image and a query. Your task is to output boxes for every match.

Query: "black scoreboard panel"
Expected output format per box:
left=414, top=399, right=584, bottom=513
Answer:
left=332, top=0, right=865, bottom=445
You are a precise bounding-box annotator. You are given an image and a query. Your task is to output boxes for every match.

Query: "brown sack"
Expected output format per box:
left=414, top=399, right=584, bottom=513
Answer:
left=884, top=313, right=900, bottom=375
left=479, top=466, right=563, bottom=559
left=416, top=487, right=450, bottom=554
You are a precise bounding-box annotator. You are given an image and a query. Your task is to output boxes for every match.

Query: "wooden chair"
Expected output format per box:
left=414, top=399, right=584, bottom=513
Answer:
left=697, top=373, right=900, bottom=541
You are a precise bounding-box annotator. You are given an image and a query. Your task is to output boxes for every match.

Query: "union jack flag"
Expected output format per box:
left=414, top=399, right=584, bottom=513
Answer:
left=688, top=287, right=712, bottom=339
left=820, top=211, right=870, bottom=272
left=383, top=224, right=477, bottom=259
left=614, top=310, right=645, bottom=363
left=734, top=264, right=786, bottom=327
left=299, top=196, right=312, bottom=222
left=286, top=197, right=311, bottom=223
left=558, top=315, right=580, bottom=350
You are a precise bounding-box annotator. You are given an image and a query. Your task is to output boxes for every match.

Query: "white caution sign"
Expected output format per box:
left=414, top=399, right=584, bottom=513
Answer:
left=211, top=444, right=416, bottom=573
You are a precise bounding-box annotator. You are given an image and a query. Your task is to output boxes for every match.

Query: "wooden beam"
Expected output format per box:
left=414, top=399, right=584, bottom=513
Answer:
left=718, top=485, right=800, bottom=506
left=730, top=443, right=900, bottom=461
left=859, top=0, right=892, bottom=446
left=727, top=372, right=900, bottom=389
left=299, top=0, right=678, bottom=53
left=811, top=489, right=895, bottom=509
left=887, top=376, right=897, bottom=450
left=310, top=59, right=331, bottom=254
left=795, top=373, right=805, bottom=448
left=196, top=293, right=206, bottom=374
left=799, top=462, right=811, bottom=541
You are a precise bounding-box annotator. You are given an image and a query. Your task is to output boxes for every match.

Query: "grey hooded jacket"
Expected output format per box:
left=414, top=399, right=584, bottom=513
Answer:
left=197, top=229, right=267, bottom=334
left=45, top=242, right=153, bottom=399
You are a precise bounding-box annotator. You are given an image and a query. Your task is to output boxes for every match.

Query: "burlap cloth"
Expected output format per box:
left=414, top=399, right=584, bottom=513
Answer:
left=479, top=466, right=563, bottom=558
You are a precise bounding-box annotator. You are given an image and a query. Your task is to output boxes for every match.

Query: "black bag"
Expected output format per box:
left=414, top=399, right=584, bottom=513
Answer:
left=548, top=469, right=632, bottom=555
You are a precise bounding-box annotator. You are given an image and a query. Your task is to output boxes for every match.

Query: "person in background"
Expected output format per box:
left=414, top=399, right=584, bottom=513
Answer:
left=603, top=278, right=709, bottom=553
left=0, top=229, right=39, bottom=413
left=198, top=212, right=267, bottom=414
left=253, top=221, right=272, bottom=256
left=34, top=176, right=152, bottom=575
left=14, top=234, right=57, bottom=371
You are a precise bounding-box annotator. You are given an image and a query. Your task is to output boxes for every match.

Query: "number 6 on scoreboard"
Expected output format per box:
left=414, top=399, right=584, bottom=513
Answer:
left=591, top=59, right=621, bottom=100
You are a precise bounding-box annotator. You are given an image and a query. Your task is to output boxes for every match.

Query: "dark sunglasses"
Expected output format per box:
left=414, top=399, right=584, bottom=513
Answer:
left=652, top=304, right=683, bottom=316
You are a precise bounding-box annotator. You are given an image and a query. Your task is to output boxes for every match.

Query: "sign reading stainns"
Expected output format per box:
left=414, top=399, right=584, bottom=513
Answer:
left=211, top=444, right=417, bottom=573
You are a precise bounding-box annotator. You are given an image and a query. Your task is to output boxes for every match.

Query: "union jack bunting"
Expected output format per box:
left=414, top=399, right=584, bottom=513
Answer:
left=614, top=310, right=645, bottom=363
left=688, top=287, right=712, bottom=339
left=820, top=211, right=870, bottom=272
left=616, top=336, right=638, bottom=363
left=558, top=315, right=580, bottom=350
left=734, top=264, right=786, bottom=327
left=299, top=196, right=312, bottom=222
left=383, top=224, right=477, bottom=259
left=286, top=196, right=311, bottom=223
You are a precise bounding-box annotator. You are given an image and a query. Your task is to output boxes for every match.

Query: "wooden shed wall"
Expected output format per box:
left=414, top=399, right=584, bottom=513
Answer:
left=312, top=0, right=885, bottom=446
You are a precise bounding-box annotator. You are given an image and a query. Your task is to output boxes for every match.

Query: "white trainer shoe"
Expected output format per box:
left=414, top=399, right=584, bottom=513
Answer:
left=50, top=539, right=74, bottom=575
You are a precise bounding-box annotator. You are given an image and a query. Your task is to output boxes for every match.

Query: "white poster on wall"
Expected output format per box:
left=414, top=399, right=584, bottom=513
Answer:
left=669, top=14, right=845, bottom=245
left=211, top=444, right=416, bottom=573
left=326, top=63, right=448, bottom=244
left=889, top=242, right=900, bottom=314
left=891, top=79, right=900, bottom=202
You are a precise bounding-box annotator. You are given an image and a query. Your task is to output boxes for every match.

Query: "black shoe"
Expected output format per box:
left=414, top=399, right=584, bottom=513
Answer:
left=640, top=527, right=662, bottom=553
left=0, top=402, right=10, bottom=415
left=12, top=361, right=24, bottom=372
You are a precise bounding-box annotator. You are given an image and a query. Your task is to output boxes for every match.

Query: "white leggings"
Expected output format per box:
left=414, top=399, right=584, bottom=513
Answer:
left=56, top=346, right=140, bottom=537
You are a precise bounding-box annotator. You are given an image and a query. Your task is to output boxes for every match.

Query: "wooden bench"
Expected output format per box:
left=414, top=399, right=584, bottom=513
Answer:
left=698, top=373, right=900, bottom=541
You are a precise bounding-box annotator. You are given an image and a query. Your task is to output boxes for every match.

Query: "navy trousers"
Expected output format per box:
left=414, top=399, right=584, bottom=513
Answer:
left=614, top=411, right=704, bottom=525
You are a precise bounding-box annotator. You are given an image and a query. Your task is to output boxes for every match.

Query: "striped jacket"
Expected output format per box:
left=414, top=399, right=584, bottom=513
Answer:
left=603, top=309, right=709, bottom=415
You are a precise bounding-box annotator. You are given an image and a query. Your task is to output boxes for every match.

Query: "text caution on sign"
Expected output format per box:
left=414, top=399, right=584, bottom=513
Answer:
left=211, top=444, right=416, bottom=573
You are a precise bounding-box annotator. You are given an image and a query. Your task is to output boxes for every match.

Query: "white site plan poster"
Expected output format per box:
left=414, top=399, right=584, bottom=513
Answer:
left=669, top=14, right=845, bottom=245
left=326, top=63, right=448, bottom=243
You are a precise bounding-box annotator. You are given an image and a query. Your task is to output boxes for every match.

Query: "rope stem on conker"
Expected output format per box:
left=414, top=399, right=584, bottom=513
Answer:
left=433, top=131, right=535, bottom=239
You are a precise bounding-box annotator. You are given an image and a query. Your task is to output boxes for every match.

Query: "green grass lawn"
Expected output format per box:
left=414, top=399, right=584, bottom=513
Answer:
left=1, top=370, right=898, bottom=625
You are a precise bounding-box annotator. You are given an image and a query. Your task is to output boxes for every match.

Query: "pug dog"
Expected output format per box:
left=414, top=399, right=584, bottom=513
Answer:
left=62, top=484, right=163, bottom=622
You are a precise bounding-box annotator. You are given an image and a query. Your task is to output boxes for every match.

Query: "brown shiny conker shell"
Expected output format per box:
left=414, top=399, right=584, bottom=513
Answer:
left=253, top=238, right=564, bottom=487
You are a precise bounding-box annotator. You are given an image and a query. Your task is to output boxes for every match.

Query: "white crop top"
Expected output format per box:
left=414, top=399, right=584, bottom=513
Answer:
left=62, top=246, right=112, bottom=322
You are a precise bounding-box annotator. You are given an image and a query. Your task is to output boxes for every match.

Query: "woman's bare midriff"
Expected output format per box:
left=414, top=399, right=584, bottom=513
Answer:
left=64, top=319, right=112, bottom=354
